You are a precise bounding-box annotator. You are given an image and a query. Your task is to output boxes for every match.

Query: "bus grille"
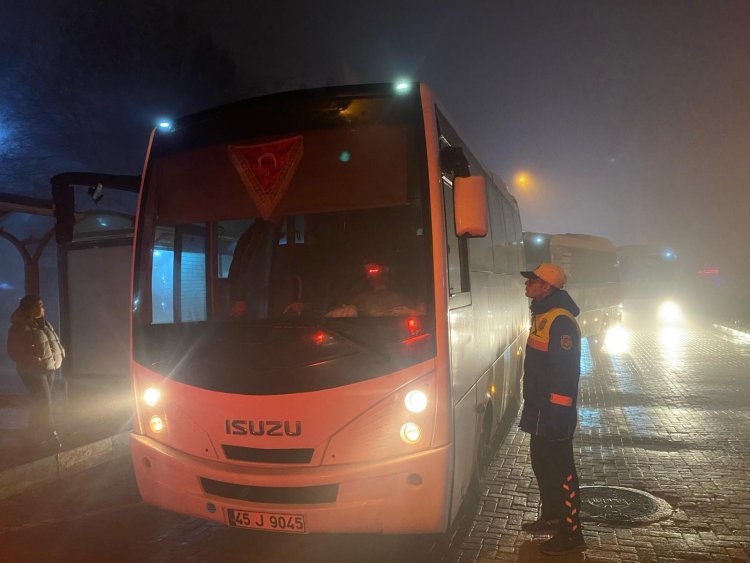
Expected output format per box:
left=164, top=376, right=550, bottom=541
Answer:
left=200, top=477, right=338, bottom=504
left=222, top=445, right=314, bottom=464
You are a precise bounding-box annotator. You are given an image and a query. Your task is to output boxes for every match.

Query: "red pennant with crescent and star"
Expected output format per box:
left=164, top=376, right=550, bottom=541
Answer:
left=227, top=136, right=303, bottom=219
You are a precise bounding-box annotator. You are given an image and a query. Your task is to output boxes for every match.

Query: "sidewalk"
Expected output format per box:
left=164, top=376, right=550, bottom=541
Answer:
left=0, top=370, right=132, bottom=500
left=714, top=322, right=750, bottom=342
left=449, top=318, right=750, bottom=562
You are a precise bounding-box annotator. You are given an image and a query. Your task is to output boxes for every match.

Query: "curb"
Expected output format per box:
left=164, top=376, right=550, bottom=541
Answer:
left=714, top=323, right=750, bottom=341
left=0, top=431, right=130, bottom=501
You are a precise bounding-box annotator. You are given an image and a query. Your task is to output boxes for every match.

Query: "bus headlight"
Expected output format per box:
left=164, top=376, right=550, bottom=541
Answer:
left=658, top=301, right=683, bottom=324
left=149, top=415, right=165, bottom=433
left=404, top=390, right=428, bottom=413
left=604, top=325, right=629, bottom=354
left=400, top=422, right=422, bottom=444
left=143, top=387, right=161, bottom=407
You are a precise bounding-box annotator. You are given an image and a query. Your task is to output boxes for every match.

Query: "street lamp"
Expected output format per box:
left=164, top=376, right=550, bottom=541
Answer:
left=513, top=171, right=532, bottom=189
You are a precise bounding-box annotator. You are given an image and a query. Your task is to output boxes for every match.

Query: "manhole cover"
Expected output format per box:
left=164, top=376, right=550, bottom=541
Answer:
left=580, top=486, right=673, bottom=524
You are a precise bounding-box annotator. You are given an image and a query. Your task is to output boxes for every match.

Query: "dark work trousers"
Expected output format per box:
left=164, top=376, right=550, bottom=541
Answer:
left=20, top=370, right=56, bottom=442
left=529, top=434, right=582, bottom=536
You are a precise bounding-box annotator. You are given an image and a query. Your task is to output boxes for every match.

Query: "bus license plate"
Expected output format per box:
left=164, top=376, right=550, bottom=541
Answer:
left=227, top=509, right=306, bottom=533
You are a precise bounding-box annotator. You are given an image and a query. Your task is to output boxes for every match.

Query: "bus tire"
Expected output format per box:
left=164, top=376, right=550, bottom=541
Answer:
left=469, top=408, right=493, bottom=496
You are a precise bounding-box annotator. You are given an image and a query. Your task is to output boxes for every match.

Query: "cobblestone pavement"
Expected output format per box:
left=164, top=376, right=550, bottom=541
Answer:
left=447, top=324, right=750, bottom=562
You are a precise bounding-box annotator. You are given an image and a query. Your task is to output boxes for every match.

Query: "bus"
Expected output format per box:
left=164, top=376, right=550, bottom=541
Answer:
left=523, top=232, right=621, bottom=346
left=617, top=243, right=685, bottom=324
left=129, top=83, right=528, bottom=535
left=617, top=244, right=680, bottom=300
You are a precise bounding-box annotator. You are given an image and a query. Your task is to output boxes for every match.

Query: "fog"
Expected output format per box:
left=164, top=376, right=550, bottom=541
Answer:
left=2, top=0, right=749, bottom=310
left=193, top=0, right=750, bottom=292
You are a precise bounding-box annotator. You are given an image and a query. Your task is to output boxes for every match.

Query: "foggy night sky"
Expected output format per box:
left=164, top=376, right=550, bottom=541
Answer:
left=2, top=0, right=750, bottom=286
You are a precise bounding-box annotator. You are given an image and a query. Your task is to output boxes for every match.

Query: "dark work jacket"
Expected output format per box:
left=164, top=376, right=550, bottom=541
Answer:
left=520, top=289, right=581, bottom=440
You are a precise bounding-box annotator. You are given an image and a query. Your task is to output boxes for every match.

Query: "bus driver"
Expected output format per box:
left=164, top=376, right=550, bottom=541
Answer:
left=325, top=262, right=425, bottom=318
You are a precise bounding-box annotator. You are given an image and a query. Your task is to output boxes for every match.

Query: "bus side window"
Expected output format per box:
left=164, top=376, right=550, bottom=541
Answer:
left=488, top=190, right=508, bottom=273
left=503, top=199, right=521, bottom=272
left=511, top=208, right=524, bottom=272
left=443, top=179, right=470, bottom=295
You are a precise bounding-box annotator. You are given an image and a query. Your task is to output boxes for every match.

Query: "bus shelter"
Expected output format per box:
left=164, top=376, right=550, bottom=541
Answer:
left=0, top=173, right=139, bottom=380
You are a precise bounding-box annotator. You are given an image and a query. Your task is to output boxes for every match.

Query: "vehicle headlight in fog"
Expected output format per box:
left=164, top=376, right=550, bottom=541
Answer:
left=404, top=390, right=428, bottom=413
left=658, top=301, right=683, bottom=324
left=149, top=415, right=165, bottom=433
left=143, top=387, right=161, bottom=407
left=604, top=325, right=629, bottom=354
left=400, top=422, right=422, bottom=444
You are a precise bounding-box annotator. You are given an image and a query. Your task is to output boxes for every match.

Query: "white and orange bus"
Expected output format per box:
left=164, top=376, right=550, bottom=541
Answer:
left=129, top=83, right=528, bottom=535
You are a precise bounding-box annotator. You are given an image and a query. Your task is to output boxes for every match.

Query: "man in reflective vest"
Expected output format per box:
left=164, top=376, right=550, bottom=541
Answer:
left=519, top=263, right=586, bottom=555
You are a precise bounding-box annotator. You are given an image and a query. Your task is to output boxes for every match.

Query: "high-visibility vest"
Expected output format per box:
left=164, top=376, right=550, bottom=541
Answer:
left=527, top=307, right=579, bottom=353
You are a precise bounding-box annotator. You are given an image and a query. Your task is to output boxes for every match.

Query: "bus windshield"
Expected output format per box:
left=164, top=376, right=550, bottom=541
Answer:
left=132, top=91, right=435, bottom=395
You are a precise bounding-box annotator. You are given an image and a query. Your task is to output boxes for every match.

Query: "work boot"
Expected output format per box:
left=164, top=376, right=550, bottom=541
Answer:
left=539, top=531, right=587, bottom=555
left=521, top=516, right=560, bottom=533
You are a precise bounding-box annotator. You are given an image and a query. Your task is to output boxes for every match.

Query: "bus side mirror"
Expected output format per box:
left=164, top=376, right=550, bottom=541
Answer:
left=454, top=175, right=487, bottom=237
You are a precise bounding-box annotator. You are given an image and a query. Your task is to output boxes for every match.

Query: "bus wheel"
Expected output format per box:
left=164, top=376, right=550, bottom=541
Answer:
left=470, top=410, right=493, bottom=496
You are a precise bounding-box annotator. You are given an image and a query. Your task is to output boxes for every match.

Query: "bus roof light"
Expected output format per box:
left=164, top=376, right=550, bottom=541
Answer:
left=394, top=80, right=412, bottom=94
left=157, top=119, right=174, bottom=132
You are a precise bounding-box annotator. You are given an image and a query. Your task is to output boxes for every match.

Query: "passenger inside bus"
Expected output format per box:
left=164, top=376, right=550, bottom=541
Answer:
left=227, top=215, right=331, bottom=319
left=325, top=261, right=425, bottom=318
left=227, top=219, right=278, bottom=319
left=273, top=222, right=331, bottom=318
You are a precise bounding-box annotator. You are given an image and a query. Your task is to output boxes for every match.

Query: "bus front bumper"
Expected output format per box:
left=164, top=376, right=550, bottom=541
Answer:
left=130, top=433, right=453, bottom=534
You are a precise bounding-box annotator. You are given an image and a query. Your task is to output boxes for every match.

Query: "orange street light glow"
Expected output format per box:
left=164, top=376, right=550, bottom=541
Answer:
left=513, top=171, right=532, bottom=188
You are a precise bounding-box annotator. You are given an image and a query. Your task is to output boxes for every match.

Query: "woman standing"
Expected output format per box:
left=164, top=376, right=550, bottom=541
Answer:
left=6, top=294, right=65, bottom=450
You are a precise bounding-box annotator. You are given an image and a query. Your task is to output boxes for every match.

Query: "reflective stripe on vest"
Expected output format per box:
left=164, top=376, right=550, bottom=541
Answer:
left=527, top=307, right=578, bottom=354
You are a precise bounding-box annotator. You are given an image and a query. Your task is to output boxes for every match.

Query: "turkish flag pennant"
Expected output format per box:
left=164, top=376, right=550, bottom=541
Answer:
left=227, top=136, right=304, bottom=219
